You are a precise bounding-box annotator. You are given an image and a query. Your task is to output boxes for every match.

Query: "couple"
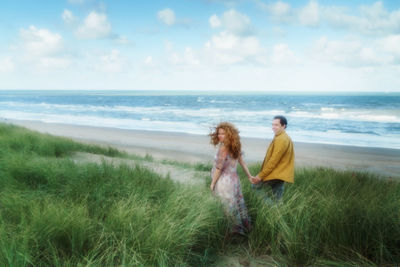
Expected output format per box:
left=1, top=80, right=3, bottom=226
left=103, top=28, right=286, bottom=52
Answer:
left=209, top=116, right=295, bottom=235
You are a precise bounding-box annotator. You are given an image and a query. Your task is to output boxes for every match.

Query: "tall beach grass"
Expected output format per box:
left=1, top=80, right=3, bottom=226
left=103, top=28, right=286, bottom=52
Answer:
left=238, top=165, right=400, bottom=266
left=0, top=123, right=228, bottom=266
left=1, top=122, right=399, bottom=266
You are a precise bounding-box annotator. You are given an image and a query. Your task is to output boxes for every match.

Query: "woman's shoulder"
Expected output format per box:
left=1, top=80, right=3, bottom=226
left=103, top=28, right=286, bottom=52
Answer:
left=219, top=144, right=228, bottom=152
left=218, top=145, right=229, bottom=156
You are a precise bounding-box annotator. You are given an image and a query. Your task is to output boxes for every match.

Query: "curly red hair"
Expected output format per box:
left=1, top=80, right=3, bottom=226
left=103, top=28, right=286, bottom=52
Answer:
left=209, top=122, right=242, bottom=159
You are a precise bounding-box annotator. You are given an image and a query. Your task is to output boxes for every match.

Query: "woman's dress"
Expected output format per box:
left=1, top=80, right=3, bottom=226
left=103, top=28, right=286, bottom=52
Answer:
left=211, top=146, right=251, bottom=235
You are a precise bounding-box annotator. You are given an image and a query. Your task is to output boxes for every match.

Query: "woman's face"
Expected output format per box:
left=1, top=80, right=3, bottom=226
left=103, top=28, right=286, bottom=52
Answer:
left=218, top=128, right=226, bottom=143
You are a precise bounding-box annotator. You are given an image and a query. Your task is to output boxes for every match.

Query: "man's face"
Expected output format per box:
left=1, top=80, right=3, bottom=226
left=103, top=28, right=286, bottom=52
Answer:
left=272, top=119, right=285, bottom=135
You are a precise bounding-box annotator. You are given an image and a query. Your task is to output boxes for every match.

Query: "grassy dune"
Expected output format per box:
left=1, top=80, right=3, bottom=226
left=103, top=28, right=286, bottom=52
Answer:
left=239, top=166, right=400, bottom=266
left=0, top=124, right=227, bottom=266
left=1, top=123, right=399, bottom=266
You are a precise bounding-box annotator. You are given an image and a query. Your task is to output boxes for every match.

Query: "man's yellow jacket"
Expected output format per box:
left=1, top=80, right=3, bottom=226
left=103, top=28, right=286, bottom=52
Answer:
left=258, top=130, right=295, bottom=183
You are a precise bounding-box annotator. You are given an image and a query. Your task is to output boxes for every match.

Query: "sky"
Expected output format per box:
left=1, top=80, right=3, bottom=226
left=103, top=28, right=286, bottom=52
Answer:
left=0, top=0, right=400, bottom=92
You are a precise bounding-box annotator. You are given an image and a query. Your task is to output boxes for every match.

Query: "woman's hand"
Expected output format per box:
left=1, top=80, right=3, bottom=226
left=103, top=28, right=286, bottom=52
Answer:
left=210, top=182, right=215, bottom=191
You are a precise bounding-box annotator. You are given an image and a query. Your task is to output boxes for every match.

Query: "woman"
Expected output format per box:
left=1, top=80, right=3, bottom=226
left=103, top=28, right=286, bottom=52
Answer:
left=209, top=122, right=252, bottom=235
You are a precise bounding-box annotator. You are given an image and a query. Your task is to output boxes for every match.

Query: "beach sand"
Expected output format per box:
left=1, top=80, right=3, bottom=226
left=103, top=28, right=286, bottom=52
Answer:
left=3, top=119, right=400, bottom=178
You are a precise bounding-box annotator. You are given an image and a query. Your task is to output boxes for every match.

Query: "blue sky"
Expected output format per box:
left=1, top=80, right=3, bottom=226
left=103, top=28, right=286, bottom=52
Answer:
left=1, top=0, right=400, bottom=91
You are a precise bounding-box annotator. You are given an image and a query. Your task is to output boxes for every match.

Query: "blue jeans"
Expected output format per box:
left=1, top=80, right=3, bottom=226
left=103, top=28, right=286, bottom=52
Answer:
left=252, top=179, right=284, bottom=203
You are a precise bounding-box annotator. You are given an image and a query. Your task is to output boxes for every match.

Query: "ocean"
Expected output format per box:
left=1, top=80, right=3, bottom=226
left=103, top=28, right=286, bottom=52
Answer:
left=1, top=90, right=399, bottom=149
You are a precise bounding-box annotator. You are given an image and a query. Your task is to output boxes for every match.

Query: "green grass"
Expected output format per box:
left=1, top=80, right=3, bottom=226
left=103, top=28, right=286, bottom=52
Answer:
left=238, top=165, right=400, bottom=266
left=1, top=122, right=399, bottom=266
left=0, top=123, right=227, bottom=266
left=0, top=123, right=124, bottom=158
left=160, top=159, right=213, bottom=172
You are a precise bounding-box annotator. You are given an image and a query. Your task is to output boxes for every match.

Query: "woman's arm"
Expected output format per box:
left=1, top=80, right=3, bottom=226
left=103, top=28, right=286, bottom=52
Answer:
left=210, top=146, right=228, bottom=191
left=238, top=154, right=254, bottom=182
left=210, top=168, right=222, bottom=191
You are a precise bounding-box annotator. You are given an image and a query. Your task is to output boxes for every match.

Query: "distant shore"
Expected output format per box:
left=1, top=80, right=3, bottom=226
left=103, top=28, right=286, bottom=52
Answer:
left=3, top=118, right=400, bottom=178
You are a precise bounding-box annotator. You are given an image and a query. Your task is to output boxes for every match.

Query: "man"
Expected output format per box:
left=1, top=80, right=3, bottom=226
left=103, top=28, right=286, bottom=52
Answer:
left=251, top=115, right=295, bottom=201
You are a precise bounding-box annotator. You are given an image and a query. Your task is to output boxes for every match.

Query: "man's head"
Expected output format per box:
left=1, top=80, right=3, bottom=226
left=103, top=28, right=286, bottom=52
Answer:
left=272, top=115, right=287, bottom=135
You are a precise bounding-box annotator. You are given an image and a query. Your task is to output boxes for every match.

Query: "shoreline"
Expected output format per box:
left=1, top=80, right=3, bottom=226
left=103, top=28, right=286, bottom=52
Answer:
left=2, top=118, right=400, bottom=178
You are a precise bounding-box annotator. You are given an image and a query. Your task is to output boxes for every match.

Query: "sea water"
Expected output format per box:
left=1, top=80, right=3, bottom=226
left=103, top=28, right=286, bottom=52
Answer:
left=1, top=90, right=399, bottom=149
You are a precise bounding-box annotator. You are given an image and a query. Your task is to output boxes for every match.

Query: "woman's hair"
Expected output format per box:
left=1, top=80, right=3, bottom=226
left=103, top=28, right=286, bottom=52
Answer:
left=209, top=122, right=241, bottom=159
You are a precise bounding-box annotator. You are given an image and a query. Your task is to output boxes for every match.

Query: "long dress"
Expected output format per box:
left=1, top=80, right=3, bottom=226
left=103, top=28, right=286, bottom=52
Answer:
left=211, top=146, right=251, bottom=235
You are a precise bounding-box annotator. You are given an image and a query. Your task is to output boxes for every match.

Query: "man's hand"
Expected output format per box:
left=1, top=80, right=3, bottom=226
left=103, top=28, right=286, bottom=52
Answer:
left=251, top=176, right=262, bottom=184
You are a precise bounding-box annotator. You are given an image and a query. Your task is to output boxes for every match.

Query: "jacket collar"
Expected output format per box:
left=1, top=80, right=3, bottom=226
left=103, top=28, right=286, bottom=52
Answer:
left=274, top=130, right=286, bottom=137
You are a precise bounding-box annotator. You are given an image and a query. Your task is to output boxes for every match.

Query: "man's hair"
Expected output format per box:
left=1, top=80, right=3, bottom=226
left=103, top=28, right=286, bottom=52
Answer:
left=274, top=115, right=288, bottom=128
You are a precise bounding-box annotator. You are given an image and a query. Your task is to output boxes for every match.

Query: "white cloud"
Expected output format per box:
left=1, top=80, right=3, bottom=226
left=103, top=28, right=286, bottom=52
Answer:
left=76, top=11, right=111, bottom=39
left=0, top=57, right=15, bottom=72
left=158, top=8, right=176, bottom=26
left=204, top=9, right=262, bottom=66
left=204, top=0, right=244, bottom=6
left=359, top=1, right=387, bottom=19
left=267, top=1, right=292, bottom=22
left=68, top=0, right=85, bottom=4
left=323, top=6, right=359, bottom=28
left=20, top=26, right=63, bottom=56
left=267, top=0, right=320, bottom=26
left=271, top=44, right=299, bottom=65
left=269, top=1, right=291, bottom=16
left=205, top=31, right=265, bottom=65
left=322, top=1, right=400, bottom=35
left=62, top=9, right=77, bottom=26
left=165, top=40, right=174, bottom=52
left=169, top=47, right=200, bottom=66
left=95, top=49, right=126, bottom=73
left=312, top=37, right=363, bottom=65
left=144, top=56, right=153, bottom=65
left=311, top=37, right=391, bottom=67
left=220, top=9, right=254, bottom=35
left=379, top=35, right=400, bottom=56
left=273, top=26, right=286, bottom=37
left=37, top=57, right=71, bottom=69
left=209, top=14, right=221, bottom=28
left=183, top=47, right=200, bottom=65
left=298, top=1, right=320, bottom=27
left=115, top=35, right=131, bottom=45
left=157, top=8, right=193, bottom=27
left=156, top=30, right=266, bottom=70
left=18, top=26, right=72, bottom=70
left=265, top=1, right=400, bottom=35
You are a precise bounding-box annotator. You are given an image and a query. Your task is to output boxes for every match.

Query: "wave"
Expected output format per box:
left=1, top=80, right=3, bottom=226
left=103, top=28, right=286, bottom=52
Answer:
left=288, top=109, right=400, bottom=123
left=290, top=130, right=400, bottom=149
left=2, top=110, right=400, bottom=149
left=0, top=110, right=207, bottom=135
left=0, top=101, right=283, bottom=120
left=2, top=100, right=400, bottom=124
left=2, top=102, right=400, bottom=126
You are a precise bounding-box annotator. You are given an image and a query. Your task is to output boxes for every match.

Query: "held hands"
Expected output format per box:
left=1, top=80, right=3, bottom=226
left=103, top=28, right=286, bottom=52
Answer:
left=249, top=175, right=262, bottom=184
left=212, top=174, right=261, bottom=190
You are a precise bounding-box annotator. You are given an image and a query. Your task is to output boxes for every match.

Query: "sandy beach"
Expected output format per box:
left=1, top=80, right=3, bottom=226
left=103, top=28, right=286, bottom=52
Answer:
left=3, top=118, right=400, bottom=178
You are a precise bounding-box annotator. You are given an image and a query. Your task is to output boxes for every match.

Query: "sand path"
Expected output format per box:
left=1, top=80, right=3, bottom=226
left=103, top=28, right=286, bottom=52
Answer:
left=72, top=152, right=209, bottom=186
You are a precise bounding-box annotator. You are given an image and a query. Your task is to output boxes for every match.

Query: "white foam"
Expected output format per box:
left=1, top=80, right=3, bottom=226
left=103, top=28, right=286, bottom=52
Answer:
left=290, top=130, right=400, bottom=149
left=2, top=110, right=400, bottom=149
left=288, top=109, right=400, bottom=123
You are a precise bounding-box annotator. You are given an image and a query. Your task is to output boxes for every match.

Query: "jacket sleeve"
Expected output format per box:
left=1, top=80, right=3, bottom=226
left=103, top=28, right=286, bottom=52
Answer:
left=258, top=137, right=289, bottom=180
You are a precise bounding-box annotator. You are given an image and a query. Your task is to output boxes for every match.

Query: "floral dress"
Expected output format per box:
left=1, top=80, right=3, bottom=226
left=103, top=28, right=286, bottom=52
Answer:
left=211, top=146, right=251, bottom=235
